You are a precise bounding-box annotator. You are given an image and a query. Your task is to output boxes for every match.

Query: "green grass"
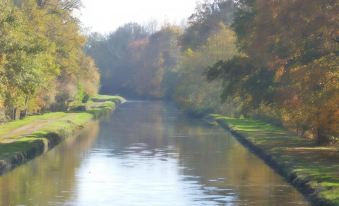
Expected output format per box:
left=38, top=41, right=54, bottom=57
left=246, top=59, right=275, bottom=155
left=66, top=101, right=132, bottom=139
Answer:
left=0, top=113, right=67, bottom=136
left=0, top=112, right=93, bottom=158
left=91, top=95, right=126, bottom=104
left=0, top=95, right=123, bottom=173
left=0, top=95, right=123, bottom=139
left=212, top=114, right=339, bottom=205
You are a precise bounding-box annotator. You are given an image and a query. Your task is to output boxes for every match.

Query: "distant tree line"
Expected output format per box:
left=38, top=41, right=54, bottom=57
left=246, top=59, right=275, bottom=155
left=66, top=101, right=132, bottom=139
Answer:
left=86, top=0, right=338, bottom=144
left=85, top=23, right=181, bottom=99
left=0, top=0, right=100, bottom=121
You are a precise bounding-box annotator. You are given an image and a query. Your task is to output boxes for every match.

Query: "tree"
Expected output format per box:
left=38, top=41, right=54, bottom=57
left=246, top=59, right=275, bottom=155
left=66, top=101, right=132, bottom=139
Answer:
left=175, top=24, right=238, bottom=116
left=181, top=0, right=236, bottom=49
left=0, top=0, right=100, bottom=120
left=86, top=23, right=149, bottom=97
left=130, top=25, right=182, bottom=98
left=208, top=0, right=339, bottom=144
left=86, top=23, right=181, bottom=99
left=0, top=0, right=58, bottom=118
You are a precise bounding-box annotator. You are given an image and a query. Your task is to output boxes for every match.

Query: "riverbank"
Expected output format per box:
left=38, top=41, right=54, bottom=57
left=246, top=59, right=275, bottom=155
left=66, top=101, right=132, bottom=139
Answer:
left=211, top=115, right=339, bottom=206
left=0, top=95, right=125, bottom=175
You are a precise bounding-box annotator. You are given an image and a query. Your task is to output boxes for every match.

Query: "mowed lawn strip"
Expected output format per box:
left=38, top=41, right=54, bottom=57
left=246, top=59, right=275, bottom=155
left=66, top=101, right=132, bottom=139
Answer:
left=212, top=115, right=339, bottom=206
left=0, top=95, right=125, bottom=174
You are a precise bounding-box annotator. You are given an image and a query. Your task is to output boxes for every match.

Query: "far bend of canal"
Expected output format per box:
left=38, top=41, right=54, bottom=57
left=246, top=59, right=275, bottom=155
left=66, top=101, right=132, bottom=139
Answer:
left=0, top=101, right=310, bottom=206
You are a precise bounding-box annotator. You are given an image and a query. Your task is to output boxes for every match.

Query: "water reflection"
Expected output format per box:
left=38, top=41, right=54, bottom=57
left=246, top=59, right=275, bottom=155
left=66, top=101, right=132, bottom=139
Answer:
left=0, top=122, right=100, bottom=206
left=0, top=101, right=309, bottom=206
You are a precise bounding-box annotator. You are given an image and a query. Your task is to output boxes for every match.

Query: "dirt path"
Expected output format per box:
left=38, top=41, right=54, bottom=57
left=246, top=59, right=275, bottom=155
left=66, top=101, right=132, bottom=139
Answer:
left=0, top=114, right=77, bottom=144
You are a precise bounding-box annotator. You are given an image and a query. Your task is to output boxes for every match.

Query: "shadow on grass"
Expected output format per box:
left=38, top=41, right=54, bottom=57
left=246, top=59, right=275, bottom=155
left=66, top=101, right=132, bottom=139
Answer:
left=214, top=115, right=339, bottom=205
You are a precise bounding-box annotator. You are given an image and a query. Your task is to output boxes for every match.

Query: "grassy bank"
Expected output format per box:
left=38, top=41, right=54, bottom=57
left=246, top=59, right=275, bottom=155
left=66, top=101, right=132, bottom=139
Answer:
left=211, top=115, right=339, bottom=206
left=0, top=95, right=125, bottom=175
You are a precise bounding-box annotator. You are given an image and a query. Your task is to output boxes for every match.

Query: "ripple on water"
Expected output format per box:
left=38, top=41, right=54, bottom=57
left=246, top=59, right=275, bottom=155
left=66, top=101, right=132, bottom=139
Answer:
left=0, top=102, right=310, bottom=206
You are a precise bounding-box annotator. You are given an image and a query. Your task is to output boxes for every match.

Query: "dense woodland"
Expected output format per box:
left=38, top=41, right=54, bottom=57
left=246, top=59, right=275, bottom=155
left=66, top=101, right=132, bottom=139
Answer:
left=0, top=0, right=100, bottom=121
left=0, top=0, right=337, bottom=144
left=86, top=0, right=338, bottom=144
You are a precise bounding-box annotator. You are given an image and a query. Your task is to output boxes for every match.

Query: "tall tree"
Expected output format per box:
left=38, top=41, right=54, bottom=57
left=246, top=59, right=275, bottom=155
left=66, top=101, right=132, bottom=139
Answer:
left=181, top=0, right=236, bottom=49
left=0, top=0, right=100, bottom=120
left=208, top=0, right=339, bottom=143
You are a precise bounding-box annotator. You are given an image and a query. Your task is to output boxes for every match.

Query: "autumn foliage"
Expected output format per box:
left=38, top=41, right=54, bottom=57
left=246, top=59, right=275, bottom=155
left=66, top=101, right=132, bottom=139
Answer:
left=0, top=0, right=100, bottom=121
left=85, top=0, right=338, bottom=144
left=207, top=0, right=339, bottom=144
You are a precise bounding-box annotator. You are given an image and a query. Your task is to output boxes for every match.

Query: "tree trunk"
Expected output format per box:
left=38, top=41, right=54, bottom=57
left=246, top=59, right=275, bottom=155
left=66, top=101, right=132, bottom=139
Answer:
left=21, top=96, right=29, bottom=119
left=12, top=108, right=17, bottom=120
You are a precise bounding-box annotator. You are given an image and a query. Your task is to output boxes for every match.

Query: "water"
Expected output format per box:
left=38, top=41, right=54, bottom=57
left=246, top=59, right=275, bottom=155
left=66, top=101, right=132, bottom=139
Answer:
left=0, top=101, right=309, bottom=206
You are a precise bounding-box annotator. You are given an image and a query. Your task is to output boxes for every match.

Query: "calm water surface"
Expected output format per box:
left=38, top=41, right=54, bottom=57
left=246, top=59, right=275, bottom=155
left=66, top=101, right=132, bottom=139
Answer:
left=0, top=101, right=309, bottom=206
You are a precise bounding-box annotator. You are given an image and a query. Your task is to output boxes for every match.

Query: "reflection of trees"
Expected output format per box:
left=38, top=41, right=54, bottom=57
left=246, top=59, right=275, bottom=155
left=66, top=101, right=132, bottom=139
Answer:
left=0, top=103, right=307, bottom=206
left=99, top=101, right=306, bottom=205
left=96, top=102, right=168, bottom=153
left=172, top=121, right=306, bottom=205
left=0, top=122, right=100, bottom=206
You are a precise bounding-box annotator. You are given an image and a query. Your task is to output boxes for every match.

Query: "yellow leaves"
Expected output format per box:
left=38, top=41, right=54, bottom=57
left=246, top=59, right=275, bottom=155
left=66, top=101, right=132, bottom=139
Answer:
left=0, top=54, right=5, bottom=71
left=274, top=66, right=285, bottom=81
left=204, top=24, right=237, bottom=61
left=0, top=0, right=100, bottom=117
left=78, top=55, right=100, bottom=96
left=161, top=25, right=182, bottom=36
left=183, top=48, right=194, bottom=58
left=173, top=24, right=239, bottom=115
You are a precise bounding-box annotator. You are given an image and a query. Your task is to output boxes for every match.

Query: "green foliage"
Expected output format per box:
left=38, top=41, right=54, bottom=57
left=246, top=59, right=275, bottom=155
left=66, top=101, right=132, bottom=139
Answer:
left=208, top=0, right=339, bottom=144
left=173, top=24, right=238, bottom=116
left=84, top=3, right=238, bottom=116
left=0, top=0, right=100, bottom=121
left=207, top=56, right=276, bottom=115
left=91, top=95, right=126, bottom=104
left=181, top=0, right=236, bottom=49
left=83, top=0, right=337, bottom=145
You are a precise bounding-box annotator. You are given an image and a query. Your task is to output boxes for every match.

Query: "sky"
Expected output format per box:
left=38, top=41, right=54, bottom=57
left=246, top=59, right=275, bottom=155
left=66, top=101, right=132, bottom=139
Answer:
left=75, top=0, right=199, bottom=34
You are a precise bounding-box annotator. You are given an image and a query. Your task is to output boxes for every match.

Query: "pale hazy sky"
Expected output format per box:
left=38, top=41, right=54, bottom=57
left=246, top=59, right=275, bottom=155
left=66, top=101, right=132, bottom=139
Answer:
left=76, top=0, right=199, bottom=34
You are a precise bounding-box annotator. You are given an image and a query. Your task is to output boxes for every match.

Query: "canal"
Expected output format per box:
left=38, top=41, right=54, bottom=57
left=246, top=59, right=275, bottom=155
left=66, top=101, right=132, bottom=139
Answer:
left=0, top=101, right=309, bottom=206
